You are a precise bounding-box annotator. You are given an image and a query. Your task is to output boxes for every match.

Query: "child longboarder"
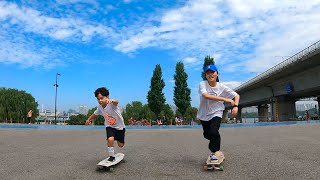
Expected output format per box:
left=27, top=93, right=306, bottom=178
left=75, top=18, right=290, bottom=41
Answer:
left=86, top=87, right=125, bottom=162
left=197, top=64, right=240, bottom=161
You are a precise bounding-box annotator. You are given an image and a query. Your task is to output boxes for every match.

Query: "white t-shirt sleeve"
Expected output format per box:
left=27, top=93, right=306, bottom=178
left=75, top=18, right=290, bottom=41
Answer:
left=220, top=84, right=238, bottom=99
left=199, top=81, right=207, bottom=95
left=93, top=106, right=101, bottom=116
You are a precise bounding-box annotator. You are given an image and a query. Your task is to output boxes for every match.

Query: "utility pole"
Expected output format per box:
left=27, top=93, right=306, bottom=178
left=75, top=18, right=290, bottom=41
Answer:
left=54, top=73, right=61, bottom=125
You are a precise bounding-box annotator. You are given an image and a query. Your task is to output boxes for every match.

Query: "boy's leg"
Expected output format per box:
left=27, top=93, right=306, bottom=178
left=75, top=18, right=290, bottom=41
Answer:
left=115, top=129, right=126, bottom=154
left=107, top=137, right=115, bottom=156
left=208, top=117, right=222, bottom=153
left=201, top=120, right=218, bottom=160
left=200, top=120, right=211, bottom=140
left=106, top=127, right=115, bottom=160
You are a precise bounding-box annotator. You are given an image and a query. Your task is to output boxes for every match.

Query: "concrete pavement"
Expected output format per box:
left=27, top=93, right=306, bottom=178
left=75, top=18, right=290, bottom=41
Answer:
left=1, top=124, right=320, bottom=180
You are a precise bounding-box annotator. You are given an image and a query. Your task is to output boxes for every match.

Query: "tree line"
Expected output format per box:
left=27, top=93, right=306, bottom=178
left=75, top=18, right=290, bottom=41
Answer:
left=1, top=56, right=216, bottom=125
left=68, top=56, right=216, bottom=125
left=0, top=88, right=39, bottom=123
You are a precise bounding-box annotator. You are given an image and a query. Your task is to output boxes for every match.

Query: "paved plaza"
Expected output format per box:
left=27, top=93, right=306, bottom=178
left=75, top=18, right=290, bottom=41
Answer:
left=1, top=124, right=320, bottom=180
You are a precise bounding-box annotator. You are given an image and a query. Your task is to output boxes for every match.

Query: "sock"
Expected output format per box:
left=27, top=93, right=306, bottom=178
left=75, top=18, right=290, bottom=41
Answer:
left=107, top=147, right=114, bottom=157
left=119, top=146, right=125, bottom=154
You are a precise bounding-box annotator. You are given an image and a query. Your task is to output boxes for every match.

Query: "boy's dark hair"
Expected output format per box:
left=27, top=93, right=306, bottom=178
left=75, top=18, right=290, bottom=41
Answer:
left=94, top=87, right=109, bottom=97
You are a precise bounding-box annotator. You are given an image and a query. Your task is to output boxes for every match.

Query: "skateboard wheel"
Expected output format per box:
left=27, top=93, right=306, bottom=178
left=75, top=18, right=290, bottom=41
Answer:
left=219, top=166, right=224, bottom=171
left=110, top=167, right=114, bottom=172
left=203, top=165, right=208, bottom=171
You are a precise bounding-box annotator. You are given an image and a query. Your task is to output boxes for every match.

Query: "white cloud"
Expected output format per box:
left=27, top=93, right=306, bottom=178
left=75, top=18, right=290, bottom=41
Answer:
left=0, top=1, right=116, bottom=41
left=1, top=0, right=320, bottom=72
left=222, top=81, right=242, bottom=90
left=56, top=0, right=99, bottom=6
left=0, top=31, right=65, bottom=69
left=123, top=0, right=133, bottom=4
left=115, top=0, right=320, bottom=76
left=0, top=1, right=116, bottom=67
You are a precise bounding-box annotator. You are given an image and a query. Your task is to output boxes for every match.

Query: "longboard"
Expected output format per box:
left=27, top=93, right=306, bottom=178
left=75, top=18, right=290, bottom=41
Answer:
left=97, top=153, right=125, bottom=171
left=203, top=151, right=225, bottom=171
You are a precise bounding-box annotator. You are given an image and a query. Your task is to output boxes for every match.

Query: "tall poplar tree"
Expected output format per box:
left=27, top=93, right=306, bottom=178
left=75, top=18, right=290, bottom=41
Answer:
left=173, top=62, right=191, bottom=116
left=147, top=64, right=166, bottom=119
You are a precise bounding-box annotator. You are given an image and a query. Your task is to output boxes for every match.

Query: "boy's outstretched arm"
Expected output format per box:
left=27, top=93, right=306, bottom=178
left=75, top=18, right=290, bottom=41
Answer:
left=106, top=98, right=119, bottom=106
left=86, top=114, right=97, bottom=125
left=202, top=93, right=235, bottom=105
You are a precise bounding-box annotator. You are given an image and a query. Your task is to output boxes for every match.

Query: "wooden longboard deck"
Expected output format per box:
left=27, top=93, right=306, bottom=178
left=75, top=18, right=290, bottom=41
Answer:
left=206, top=151, right=225, bottom=165
left=97, top=153, right=124, bottom=167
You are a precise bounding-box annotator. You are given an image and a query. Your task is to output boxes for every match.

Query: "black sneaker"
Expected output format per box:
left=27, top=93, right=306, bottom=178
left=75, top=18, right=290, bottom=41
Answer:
left=107, top=156, right=115, bottom=162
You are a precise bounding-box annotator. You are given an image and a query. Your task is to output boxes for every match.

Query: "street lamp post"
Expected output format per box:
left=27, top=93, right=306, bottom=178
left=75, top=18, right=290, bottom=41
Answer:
left=54, top=73, right=61, bottom=125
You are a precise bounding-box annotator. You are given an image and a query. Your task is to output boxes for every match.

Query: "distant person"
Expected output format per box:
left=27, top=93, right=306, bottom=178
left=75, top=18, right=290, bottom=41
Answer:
left=85, top=87, right=125, bottom=162
left=197, top=64, right=240, bottom=161
left=27, top=110, right=33, bottom=124
left=175, top=116, right=180, bottom=125
left=162, top=115, right=167, bottom=125
left=305, top=110, right=310, bottom=120
left=157, top=118, right=162, bottom=126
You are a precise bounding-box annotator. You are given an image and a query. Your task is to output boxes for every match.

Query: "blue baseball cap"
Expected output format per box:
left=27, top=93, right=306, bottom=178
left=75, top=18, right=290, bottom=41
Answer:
left=204, top=64, right=218, bottom=72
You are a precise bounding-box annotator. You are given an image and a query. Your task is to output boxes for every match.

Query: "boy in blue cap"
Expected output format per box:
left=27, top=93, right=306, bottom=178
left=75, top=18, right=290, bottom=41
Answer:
left=197, top=64, right=240, bottom=161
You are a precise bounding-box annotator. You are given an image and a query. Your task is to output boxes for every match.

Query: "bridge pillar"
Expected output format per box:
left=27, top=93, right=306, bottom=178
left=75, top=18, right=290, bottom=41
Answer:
left=317, top=96, right=320, bottom=116
left=275, top=96, right=296, bottom=121
left=236, top=107, right=242, bottom=123
left=258, top=104, right=269, bottom=122
left=222, top=110, right=228, bottom=123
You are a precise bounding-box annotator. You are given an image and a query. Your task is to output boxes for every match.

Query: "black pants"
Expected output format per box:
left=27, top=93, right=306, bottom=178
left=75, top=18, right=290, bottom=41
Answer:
left=27, top=117, right=31, bottom=124
left=201, top=117, right=221, bottom=153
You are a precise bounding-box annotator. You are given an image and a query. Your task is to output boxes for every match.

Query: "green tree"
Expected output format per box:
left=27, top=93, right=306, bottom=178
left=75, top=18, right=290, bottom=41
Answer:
left=141, top=104, right=155, bottom=120
left=201, top=55, right=216, bottom=80
left=0, top=88, right=38, bottom=123
left=125, top=101, right=143, bottom=120
left=122, top=101, right=155, bottom=125
left=185, top=107, right=198, bottom=123
left=160, top=104, right=174, bottom=124
left=147, top=64, right=166, bottom=119
left=68, top=114, right=87, bottom=125
left=173, top=62, right=191, bottom=116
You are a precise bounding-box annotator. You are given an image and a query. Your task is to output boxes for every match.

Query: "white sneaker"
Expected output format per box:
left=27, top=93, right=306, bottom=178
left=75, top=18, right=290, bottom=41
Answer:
left=210, top=154, right=218, bottom=161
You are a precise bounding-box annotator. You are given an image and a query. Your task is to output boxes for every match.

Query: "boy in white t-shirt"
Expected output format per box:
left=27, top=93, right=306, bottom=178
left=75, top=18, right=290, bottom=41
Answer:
left=197, top=64, right=240, bottom=161
left=86, top=87, right=125, bottom=162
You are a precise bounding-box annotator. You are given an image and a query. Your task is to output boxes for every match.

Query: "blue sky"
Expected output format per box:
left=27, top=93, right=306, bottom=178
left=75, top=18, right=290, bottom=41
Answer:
left=1, top=0, right=320, bottom=112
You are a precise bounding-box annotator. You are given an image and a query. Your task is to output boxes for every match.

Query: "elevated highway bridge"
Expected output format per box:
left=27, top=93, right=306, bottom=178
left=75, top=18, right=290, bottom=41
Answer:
left=225, top=40, right=320, bottom=122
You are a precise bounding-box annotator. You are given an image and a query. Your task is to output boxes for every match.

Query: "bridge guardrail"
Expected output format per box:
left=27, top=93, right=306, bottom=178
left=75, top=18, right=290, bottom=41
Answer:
left=235, top=40, right=320, bottom=91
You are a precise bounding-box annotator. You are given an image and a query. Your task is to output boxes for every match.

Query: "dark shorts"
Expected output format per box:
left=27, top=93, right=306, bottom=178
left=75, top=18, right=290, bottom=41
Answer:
left=106, top=127, right=126, bottom=144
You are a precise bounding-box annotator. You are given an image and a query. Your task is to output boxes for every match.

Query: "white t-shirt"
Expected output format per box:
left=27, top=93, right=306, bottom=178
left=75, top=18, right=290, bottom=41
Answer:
left=197, top=81, right=238, bottom=121
left=94, top=104, right=125, bottom=130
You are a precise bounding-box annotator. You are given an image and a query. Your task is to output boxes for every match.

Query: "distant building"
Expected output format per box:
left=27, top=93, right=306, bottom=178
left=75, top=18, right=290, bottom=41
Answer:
left=79, top=105, right=88, bottom=115
left=37, top=110, right=69, bottom=125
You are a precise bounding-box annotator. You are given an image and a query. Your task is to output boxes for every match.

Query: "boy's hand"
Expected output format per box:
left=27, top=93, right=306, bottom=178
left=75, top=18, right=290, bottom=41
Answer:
left=224, top=98, right=235, bottom=106
left=231, top=107, right=238, bottom=117
left=85, top=120, right=90, bottom=126
left=106, top=99, right=114, bottom=104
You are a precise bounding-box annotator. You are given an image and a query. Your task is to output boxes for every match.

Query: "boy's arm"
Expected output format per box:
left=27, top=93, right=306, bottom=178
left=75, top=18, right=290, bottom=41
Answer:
left=199, top=82, right=235, bottom=105
left=85, top=114, right=98, bottom=125
left=231, top=94, right=240, bottom=117
left=202, top=93, right=235, bottom=105
left=106, top=98, right=119, bottom=106
left=233, top=94, right=240, bottom=106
